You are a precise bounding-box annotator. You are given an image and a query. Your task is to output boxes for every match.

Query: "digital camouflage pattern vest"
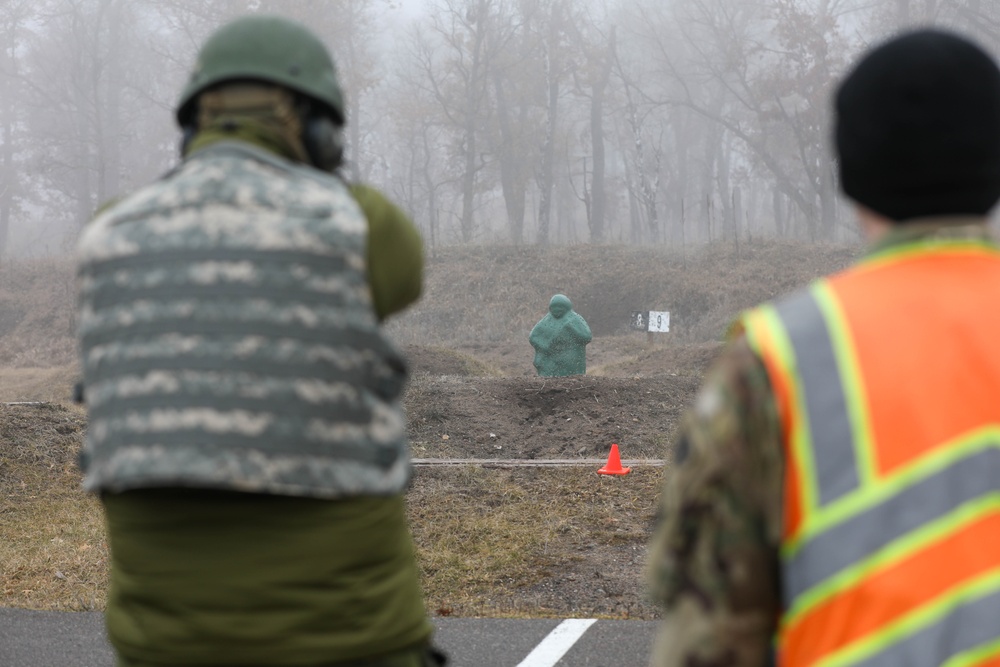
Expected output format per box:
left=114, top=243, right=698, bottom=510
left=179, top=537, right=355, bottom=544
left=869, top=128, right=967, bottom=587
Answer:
left=77, top=142, right=411, bottom=499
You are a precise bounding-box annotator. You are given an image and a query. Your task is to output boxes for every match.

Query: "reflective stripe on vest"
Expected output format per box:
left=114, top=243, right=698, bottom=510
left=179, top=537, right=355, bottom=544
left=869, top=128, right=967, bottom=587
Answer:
left=743, top=240, right=1000, bottom=667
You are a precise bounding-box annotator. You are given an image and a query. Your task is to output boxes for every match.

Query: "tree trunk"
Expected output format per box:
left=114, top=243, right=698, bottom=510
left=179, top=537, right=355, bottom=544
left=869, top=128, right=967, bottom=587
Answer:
left=820, top=160, right=837, bottom=240
left=718, top=136, right=733, bottom=240
left=0, top=112, right=11, bottom=264
left=701, top=125, right=720, bottom=242
left=459, top=1, right=488, bottom=243
left=671, top=113, right=691, bottom=247
left=0, top=32, right=14, bottom=262
left=680, top=198, right=687, bottom=264
left=348, top=94, right=362, bottom=182
left=460, top=123, right=478, bottom=243
left=491, top=73, right=526, bottom=244
left=732, top=186, right=742, bottom=249
left=773, top=188, right=786, bottom=238
left=536, top=5, right=561, bottom=246
left=588, top=26, right=615, bottom=243
left=100, top=0, right=123, bottom=205
left=616, top=33, right=659, bottom=244
left=623, top=154, right=641, bottom=243
left=423, top=131, right=438, bottom=256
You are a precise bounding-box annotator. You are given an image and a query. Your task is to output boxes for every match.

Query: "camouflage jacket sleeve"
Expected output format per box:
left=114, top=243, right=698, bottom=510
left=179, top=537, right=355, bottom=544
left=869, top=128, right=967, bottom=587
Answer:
left=646, top=337, right=784, bottom=667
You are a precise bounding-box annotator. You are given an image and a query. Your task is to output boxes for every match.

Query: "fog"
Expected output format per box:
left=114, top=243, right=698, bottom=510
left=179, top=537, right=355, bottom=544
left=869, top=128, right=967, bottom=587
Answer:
left=0, top=0, right=997, bottom=260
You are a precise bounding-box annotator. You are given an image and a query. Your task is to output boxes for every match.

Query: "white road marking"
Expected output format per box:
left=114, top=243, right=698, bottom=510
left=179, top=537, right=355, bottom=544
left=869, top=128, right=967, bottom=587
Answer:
left=515, top=618, right=597, bottom=667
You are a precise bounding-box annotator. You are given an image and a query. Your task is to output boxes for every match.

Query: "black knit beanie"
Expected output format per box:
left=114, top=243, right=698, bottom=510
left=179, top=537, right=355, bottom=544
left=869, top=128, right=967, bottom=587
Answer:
left=835, top=30, right=1000, bottom=221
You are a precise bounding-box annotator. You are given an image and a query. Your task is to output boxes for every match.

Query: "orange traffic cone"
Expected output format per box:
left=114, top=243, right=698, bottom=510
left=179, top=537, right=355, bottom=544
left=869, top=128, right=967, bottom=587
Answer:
left=597, top=443, right=631, bottom=475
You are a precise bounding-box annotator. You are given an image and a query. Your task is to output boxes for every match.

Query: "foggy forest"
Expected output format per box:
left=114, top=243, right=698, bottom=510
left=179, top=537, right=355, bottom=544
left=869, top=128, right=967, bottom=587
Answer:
left=0, top=0, right=998, bottom=261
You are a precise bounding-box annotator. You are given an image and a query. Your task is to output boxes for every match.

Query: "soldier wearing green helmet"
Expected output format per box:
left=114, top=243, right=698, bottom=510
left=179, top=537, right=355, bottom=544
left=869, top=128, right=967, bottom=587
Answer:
left=76, top=14, right=440, bottom=667
left=176, top=14, right=347, bottom=124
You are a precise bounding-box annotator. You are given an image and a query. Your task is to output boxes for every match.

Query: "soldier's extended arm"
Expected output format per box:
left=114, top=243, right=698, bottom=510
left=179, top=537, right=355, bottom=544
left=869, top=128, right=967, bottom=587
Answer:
left=646, top=338, right=783, bottom=667
left=350, top=183, right=423, bottom=321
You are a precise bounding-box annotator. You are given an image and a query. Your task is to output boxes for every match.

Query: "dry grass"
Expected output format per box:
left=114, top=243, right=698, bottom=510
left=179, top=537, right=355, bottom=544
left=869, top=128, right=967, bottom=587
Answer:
left=0, top=241, right=858, bottom=369
left=408, top=466, right=664, bottom=619
left=1, top=404, right=663, bottom=618
left=386, top=240, right=859, bottom=348
left=0, top=366, right=81, bottom=403
left=406, top=345, right=504, bottom=378
left=0, top=403, right=107, bottom=611
left=2, top=493, right=108, bottom=611
left=0, top=258, right=77, bottom=368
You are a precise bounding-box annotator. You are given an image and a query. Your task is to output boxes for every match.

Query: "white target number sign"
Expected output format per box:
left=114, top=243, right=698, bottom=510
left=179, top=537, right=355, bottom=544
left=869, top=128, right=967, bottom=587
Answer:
left=629, top=310, right=670, bottom=333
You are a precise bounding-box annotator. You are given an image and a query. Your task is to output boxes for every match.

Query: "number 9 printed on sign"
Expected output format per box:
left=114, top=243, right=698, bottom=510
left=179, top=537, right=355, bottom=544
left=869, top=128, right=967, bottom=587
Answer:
left=648, top=311, right=670, bottom=333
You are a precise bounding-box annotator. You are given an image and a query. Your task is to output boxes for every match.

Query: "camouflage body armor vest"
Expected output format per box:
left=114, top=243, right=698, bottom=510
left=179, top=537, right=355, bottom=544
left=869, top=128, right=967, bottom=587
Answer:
left=77, top=143, right=411, bottom=499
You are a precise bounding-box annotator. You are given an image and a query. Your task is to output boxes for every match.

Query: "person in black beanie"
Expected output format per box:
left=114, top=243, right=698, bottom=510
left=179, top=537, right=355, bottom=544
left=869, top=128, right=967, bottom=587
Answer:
left=647, top=29, right=1000, bottom=667
left=836, top=29, right=1000, bottom=224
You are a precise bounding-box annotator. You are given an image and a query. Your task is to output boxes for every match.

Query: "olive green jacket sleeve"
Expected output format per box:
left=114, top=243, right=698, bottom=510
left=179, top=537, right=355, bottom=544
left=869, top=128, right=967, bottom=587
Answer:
left=349, top=183, right=424, bottom=321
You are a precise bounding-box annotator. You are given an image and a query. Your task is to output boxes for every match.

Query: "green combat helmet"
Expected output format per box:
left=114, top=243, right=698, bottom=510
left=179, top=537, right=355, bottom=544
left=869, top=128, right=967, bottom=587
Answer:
left=529, top=294, right=593, bottom=377
left=175, top=14, right=345, bottom=126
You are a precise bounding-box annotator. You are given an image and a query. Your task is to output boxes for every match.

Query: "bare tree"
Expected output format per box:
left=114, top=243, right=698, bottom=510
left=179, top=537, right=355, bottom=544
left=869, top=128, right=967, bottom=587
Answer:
left=612, top=27, right=666, bottom=244
left=534, top=0, right=571, bottom=245
left=483, top=0, right=536, bottom=244
left=24, top=0, right=157, bottom=235
left=409, top=0, right=499, bottom=243
left=379, top=51, right=453, bottom=250
left=567, top=14, right=616, bottom=242
left=872, top=0, right=1000, bottom=53
left=0, top=1, right=35, bottom=262
left=643, top=0, right=852, bottom=240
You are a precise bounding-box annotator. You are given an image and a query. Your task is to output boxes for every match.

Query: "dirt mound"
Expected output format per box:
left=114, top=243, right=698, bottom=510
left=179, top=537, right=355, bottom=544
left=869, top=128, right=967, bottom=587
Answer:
left=591, top=341, right=723, bottom=379
left=405, top=374, right=700, bottom=461
left=0, top=403, right=86, bottom=497
left=405, top=345, right=500, bottom=377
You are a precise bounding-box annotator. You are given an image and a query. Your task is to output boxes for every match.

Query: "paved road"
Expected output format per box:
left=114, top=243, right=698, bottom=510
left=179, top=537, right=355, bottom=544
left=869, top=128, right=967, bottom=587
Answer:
left=0, top=608, right=658, bottom=666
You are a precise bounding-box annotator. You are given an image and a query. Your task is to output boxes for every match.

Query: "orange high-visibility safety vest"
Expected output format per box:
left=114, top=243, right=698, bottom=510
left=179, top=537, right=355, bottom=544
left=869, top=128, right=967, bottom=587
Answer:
left=742, top=238, right=1000, bottom=667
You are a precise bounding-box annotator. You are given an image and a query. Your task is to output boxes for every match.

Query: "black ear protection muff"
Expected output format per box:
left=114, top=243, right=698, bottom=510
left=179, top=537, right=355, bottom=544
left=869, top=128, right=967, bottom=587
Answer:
left=297, top=95, right=344, bottom=173
left=178, top=97, right=198, bottom=157
left=302, top=112, right=344, bottom=173
left=180, top=124, right=198, bottom=157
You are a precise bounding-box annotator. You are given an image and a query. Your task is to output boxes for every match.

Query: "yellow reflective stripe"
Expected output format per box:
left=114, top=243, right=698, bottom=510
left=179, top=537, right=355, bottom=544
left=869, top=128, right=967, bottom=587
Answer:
left=783, top=437, right=1000, bottom=604
left=812, top=282, right=878, bottom=487
left=787, top=429, right=1000, bottom=561
left=783, top=493, right=1000, bottom=627
left=744, top=304, right=821, bottom=522
left=815, top=568, right=1000, bottom=667
left=861, top=239, right=1000, bottom=271
left=942, top=637, right=1000, bottom=667
left=880, top=425, right=1000, bottom=487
